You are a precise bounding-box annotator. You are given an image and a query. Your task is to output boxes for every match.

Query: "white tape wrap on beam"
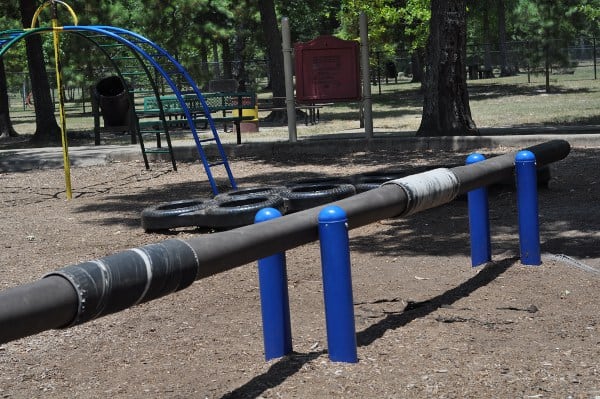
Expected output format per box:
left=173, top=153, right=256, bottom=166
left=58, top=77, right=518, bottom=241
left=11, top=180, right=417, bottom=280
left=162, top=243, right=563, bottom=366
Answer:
left=382, top=168, right=460, bottom=216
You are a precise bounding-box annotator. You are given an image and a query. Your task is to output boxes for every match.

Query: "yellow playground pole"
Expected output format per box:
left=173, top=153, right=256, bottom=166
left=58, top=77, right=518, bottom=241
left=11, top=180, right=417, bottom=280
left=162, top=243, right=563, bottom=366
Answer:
left=32, top=0, right=79, bottom=200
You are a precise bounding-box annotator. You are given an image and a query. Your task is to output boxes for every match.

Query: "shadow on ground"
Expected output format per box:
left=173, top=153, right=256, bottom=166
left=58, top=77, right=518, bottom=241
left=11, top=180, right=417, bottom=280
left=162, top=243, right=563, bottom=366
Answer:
left=68, top=148, right=600, bottom=261
left=220, top=258, right=516, bottom=399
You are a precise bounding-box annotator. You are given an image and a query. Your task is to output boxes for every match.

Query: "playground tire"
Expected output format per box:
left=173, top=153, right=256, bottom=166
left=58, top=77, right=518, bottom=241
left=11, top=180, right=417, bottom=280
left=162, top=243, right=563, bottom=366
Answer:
left=536, top=165, right=552, bottom=187
left=141, top=198, right=214, bottom=231
left=213, top=186, right=286, bottom=202
left=281, top=183, right=356, bottom=212
left=203, top=194, right=286, bottom=229
left=352, top=171, right=408, bottom=193
left=495, top=165, right=552, bottom=189
left=286, top=176, right=353, bottom=187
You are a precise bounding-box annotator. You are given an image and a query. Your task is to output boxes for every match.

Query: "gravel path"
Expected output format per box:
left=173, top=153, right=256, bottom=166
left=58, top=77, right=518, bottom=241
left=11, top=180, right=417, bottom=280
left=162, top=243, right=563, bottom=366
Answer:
left=0, top=144, right=599, bottom=398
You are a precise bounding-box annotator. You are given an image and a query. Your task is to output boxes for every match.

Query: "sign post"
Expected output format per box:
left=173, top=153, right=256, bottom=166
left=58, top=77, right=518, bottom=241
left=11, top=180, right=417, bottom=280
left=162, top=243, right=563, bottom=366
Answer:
left=281, top=17, right=297, bottom=142
left=359, top=12, right=373, bottom=138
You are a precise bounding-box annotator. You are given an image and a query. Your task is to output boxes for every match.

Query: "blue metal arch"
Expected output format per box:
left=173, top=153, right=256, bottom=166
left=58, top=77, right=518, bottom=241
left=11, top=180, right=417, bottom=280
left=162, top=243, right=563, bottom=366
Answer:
left=0, top=26, right=236, bottom=194
left=64, top=25, right=236, bottom=193
left=0, top=29, right=45, bottom=57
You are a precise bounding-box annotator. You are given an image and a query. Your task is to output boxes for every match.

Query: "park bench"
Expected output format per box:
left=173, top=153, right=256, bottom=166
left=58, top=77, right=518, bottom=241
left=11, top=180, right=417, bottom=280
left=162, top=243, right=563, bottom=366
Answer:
left=140, top=92, right=257, bottom=144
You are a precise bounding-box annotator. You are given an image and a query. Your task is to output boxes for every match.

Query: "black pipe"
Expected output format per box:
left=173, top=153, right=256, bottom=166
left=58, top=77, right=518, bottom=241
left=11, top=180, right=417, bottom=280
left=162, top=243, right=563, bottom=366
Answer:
left=0, top=277, right=78, bottom=343
left=452, top=139, right=571, bottom=194
left=0, top=139, right=570, bottom=344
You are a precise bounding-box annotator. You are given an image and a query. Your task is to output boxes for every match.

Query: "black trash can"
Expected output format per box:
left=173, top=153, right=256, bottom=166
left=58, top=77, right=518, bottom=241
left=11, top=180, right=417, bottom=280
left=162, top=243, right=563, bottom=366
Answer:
left=94, top=76, right=130, bottom=127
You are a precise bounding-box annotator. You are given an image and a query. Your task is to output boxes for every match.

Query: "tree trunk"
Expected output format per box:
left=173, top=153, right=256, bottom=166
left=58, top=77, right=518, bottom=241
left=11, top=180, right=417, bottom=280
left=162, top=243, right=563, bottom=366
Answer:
left=258, top=0, right=287, bottom=123
left=199, top=41, right=210, bottom=91
left=482, top=2, right=494, bottom=78
left=222, top=38, right=233, bottom=80
left=410, top=50, right=424, bottom=83
left=544, top=44, right=551, bottom=93
left=417, top=0, right=477, bottom=136
left=19, top=0, right=61, bottom=145
left=233, top=16, right=248, bottom=91
left=0, top=58, right=19, bottom=138
left=497, top=0, right=512, bottom=77
left=211, top=43, right=221, bottom=78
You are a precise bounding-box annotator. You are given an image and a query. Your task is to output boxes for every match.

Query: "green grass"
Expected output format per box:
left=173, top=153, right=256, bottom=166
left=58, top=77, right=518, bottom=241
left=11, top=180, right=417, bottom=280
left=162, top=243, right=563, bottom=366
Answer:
left=6, top=71, right=600, bottom=146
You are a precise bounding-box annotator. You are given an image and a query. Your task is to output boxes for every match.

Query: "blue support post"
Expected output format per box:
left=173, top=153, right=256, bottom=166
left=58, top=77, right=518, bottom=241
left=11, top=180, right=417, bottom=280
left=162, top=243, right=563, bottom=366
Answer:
left=466, top=153, right=492, bottom=267
left=255, top=208, right=293, bottom=360
left=318, top=205, right=358, bottom=363
left=515, top=150, right=542, bottom=265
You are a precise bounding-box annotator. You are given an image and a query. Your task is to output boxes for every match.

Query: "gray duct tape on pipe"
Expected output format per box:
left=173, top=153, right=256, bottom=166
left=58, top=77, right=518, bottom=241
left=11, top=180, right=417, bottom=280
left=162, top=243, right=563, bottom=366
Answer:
left=383, top=168, right=460, bottom=216
left=44, top=239, right=199, bottom=327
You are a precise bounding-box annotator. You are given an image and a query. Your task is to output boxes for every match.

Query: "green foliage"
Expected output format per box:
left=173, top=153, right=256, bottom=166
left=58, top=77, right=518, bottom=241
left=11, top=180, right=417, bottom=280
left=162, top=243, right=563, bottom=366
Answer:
left=337, top=0, right=430, bottom=56
left=396, top=0, right=430, bottom=51
left=574, top=0, right=600, bottom=36
left=337, top=0, right=399, bottom=53
left=278, top=0, right=341, bottom=42
left=0, top=4, right=28, bottom=90
left=2, top=0, right=599, bottom=94
left=511, top=0, right=596, bottom=67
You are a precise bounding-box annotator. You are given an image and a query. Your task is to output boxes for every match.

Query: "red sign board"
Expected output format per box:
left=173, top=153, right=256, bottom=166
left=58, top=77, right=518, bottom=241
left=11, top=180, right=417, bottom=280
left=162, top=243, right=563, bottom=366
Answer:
left=294, top=35, right=361, bottom=104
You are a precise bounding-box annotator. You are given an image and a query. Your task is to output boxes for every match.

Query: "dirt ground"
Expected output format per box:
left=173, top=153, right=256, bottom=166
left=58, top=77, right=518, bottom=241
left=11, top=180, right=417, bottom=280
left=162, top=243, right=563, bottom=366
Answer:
left=0, top=142, right=599, bottom=398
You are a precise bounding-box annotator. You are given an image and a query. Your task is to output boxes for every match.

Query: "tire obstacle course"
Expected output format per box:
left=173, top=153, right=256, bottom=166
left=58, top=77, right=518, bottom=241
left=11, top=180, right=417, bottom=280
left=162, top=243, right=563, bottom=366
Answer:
left=140, top=179, right=362, bottom=231
left=0, top=140, right=571, bottom=362
left=140, top=162, right=553, bottom=231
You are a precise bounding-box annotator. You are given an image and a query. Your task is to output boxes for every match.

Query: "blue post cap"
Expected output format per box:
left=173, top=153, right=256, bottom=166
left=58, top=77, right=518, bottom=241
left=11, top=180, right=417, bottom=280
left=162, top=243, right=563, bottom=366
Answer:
left=255, top=207, right=283, bottom=223
left=515, top=150, right=536, bottom=162
left=318, top=205, right=347, bottom=223
left=466, top=153, right=486, bottom=165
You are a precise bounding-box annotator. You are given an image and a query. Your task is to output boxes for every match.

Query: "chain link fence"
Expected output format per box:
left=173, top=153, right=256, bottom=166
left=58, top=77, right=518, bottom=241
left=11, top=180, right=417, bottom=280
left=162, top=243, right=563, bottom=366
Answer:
left=465, top=37, right=598, bottom=83
left=371, top=37, right=599, bottom=86
left=5, top=37, right=599, bottom=111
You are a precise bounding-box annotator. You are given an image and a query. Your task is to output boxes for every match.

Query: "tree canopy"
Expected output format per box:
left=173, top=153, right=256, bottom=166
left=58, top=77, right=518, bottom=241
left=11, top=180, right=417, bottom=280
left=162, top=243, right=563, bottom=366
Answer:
left=0, top=0, right=598, bottom=139
left=1, top=0, right=598, bottom=90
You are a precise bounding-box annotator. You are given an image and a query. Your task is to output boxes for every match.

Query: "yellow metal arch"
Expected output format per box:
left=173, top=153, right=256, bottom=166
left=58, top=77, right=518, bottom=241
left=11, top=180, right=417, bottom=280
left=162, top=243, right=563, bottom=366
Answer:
left=31, top=0, right=79, bottom=28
